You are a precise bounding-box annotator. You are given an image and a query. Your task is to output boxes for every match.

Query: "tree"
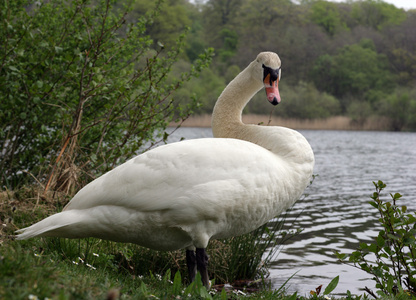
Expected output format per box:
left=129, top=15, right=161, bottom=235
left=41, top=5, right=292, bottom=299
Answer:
left=127, top=0, right=194, bottom=49
left=0, top=0, right=213, bottom=190
left=312, top=39, right=394, bottom=107
left=275, top=82, right=341, bottom=119
left=382, top=12, right=416, bottom=86
left=200, top=0, right=241, bottom=55
left=378, top=89, right=416, bottom=131
left=308, top=0, right=346, bottom=36
left=350, top=0, right=406, bottom=30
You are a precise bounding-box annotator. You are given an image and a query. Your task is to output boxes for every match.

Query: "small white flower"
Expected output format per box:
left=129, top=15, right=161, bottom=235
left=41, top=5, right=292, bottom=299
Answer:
left=34, top=253, right=40, bottom=257
left=72, top=261, right=78, bottom=265
left=86, top=263, right=96, bottom=270
left=324, top=296, right=331, bottom=300
left=28, top=295, right=39, bottom=300
left=93, top=253, right=99, bottom=257
left=78, top=257, right=84, bottom=264
left=233, top=290, right=246, bottom=296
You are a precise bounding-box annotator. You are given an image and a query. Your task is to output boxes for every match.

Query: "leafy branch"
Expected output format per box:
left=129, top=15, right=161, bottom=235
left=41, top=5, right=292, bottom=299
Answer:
left=336, top=180, right=416, bottom=298
left=0, top=0, right=213, bottom=192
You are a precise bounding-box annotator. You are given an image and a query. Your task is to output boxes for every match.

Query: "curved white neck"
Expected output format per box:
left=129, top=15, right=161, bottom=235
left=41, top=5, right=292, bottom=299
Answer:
left=211, top=61, right=314, bottom=170
left=211, top=61, right=262, bottom=139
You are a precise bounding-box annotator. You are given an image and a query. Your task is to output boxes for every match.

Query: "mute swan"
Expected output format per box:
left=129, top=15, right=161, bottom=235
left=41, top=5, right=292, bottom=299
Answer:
left=16, top=52, right=314, bottom=288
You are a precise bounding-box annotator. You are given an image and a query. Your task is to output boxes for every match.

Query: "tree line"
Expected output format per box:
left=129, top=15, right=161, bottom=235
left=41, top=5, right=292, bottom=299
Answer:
left=140, top=0, right=416, bottom=130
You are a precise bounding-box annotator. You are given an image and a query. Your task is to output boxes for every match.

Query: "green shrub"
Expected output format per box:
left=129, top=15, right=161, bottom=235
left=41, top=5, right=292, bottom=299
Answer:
left=0, top=0, right=213, bottom=190
left=266, top=82, right=341, bottom=119
left=336, top=180, right=416, bottom=298
left=377, top=88, right=416, bottom=131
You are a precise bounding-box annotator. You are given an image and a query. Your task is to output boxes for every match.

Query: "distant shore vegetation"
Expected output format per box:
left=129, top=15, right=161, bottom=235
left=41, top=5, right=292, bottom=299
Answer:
left=171, top=0, right=416, bottom=132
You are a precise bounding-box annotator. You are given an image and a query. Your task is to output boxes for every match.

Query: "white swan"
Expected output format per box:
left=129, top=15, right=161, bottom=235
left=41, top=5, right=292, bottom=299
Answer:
left=16, top=52, right=314, bottom=288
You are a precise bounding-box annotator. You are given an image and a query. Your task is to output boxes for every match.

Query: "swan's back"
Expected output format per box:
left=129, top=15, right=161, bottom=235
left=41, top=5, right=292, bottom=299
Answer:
left=66, top=137, right=305, bottom=234
left=17, top=136, right=311, bottom=250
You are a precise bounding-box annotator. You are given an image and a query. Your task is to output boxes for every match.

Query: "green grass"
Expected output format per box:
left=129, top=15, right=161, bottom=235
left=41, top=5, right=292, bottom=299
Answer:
left=1, top=187, right=303, bottom=299
left=1, top=238, right=298, bottom=300
left=1, top=241, right=126, bottom=299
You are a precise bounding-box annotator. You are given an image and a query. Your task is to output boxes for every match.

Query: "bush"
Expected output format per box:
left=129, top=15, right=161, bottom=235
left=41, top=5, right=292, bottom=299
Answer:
left=311, top=39, right=395, bottom=114
left=336, top=180, right=416, bottom=298
left=377, top=88, right=416, bottom=131
left=346, top=100, right=372, bottom=126
left=0, top=0, right=213, bottom=190
left=272, top=82, right=341, bottom=119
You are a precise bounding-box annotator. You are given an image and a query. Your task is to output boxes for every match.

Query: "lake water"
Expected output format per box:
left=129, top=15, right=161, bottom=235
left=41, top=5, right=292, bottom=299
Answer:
left=165, top=127, right=416, bottom=296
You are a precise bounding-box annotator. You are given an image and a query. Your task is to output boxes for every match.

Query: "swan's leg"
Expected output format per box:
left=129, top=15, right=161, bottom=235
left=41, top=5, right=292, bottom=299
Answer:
left=186, top=249, right=197, bottom=283
left=196, top=248, right=209, bottom=288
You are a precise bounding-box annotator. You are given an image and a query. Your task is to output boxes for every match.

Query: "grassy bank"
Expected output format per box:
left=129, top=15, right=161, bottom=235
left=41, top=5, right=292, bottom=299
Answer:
left=175, top=114, right=394, bottom=131
left=3, top=184, right=412, bottom=299
left=0, top=188, right=303, bottom=300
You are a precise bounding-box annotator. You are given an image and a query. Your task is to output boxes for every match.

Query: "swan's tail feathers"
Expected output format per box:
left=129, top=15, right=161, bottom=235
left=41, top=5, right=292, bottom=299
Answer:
left=15, top=211, right=78, bottom=240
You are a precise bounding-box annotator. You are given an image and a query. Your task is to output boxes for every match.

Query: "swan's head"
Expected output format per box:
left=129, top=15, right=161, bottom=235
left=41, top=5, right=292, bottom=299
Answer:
left=254, top=52, right=281, bottom=105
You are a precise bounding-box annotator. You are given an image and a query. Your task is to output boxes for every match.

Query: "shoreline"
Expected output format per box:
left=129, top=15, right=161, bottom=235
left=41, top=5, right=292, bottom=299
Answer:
left=173, top=114, right=393, bottom=131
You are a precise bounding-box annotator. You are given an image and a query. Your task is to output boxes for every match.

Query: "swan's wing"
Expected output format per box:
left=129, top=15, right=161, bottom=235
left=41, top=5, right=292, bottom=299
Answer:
left=64, top=138, right=281, bottom=217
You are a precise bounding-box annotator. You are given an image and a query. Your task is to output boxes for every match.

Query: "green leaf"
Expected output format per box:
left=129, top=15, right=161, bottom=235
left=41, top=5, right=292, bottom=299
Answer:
left=387, top=233, right=400, bottom=241
left=377, top=180, right=386, bottom=189
left=403, top=236, right=415, bottom=245
left=220, top=287, right=227, bottom=300
left=369, top=201, right=378, bottom=209
left=323, top=275, right=339, bottom=295
left=171, top=271, right=182, bottom=295
left=138, top=281, right=148, bottom=295
left=334, top=251, right=347, bottom=260
left=377, top=234, right=385, bottom=247
left=368, top=243, right=378, bottom=253
left=391, top=193, right=402, bottom=200
left=8, top=66, right=19, bottom=72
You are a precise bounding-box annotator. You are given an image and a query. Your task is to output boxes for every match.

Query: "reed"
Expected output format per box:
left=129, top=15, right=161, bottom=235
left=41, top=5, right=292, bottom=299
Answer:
left=175, top=114, right=394, bottom=131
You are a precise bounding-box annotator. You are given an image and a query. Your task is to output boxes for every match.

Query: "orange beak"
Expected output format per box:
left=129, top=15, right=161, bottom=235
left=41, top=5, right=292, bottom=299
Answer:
left=264, top=74, right=280, bottom=105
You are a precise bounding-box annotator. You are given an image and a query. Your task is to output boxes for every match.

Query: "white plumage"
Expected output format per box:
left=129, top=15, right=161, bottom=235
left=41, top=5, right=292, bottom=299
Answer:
left=16, top=52, right=314, bottom=287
